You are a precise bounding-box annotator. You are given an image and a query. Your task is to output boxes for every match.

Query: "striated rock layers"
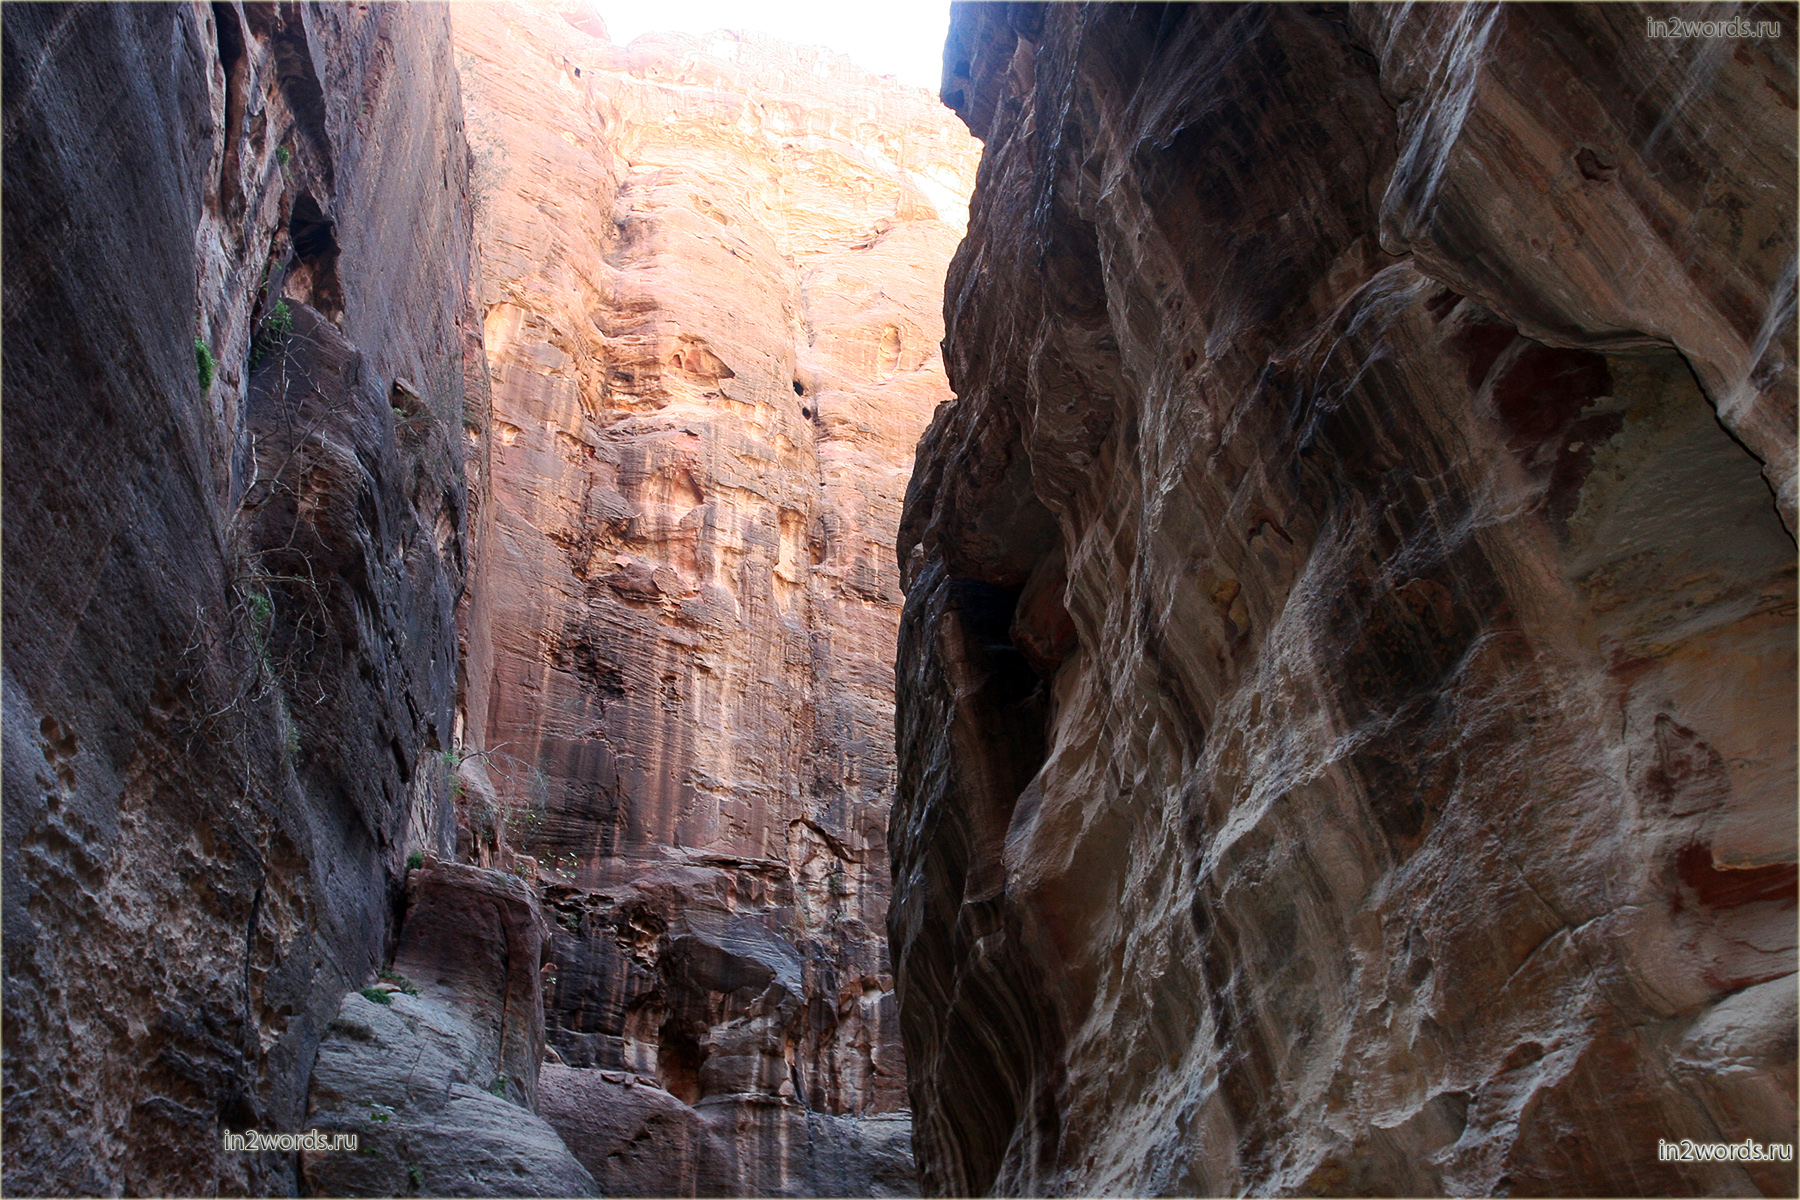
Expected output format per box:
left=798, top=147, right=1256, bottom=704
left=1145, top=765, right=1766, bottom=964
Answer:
left=451, top=3, right=977, bottom=1195
left=2, top=3, right=498, bottom=1193
left=895, top=3, right=1795, bottom=1197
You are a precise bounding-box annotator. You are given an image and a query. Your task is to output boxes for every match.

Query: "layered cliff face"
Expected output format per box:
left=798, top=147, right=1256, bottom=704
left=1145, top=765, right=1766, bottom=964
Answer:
left=451, top=4, right=977, bottom=1194
left=2, top=3, right=489, bottom=1193
left=895, top=3, right=1796, bottom=1197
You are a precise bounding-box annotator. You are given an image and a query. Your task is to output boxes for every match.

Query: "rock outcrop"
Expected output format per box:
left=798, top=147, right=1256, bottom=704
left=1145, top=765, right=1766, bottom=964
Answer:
left=539, top=1063, right=915, bottom=1196
left=2, top=4, right=493, bottom=1193
left=302, top=861, right=597, bottom=1197
left=450, top=3, right=977, bottom=1194
left=895, top=3, right=1795, bottom=1196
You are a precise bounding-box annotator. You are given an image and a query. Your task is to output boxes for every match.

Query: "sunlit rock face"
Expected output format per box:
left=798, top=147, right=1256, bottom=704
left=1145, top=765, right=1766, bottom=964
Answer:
left=894, top=3, right=1795, bottom=1196
left=450, top=3, right=978, bottom=1192
left=2, top=3, right=483, bottom=1194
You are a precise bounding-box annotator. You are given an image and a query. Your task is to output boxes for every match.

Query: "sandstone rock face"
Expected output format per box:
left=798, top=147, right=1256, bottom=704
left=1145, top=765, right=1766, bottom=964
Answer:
left=540, top=1063, right=915, bottom=1197
left=2, top=4, right=484, bottom=1193
left=391, top=860, right=558, bottom=1110
left=450, top=3, right=977, bottom=1192
left=302, top=862, right=597, bottom=1197
left=896, top=3, right=1795, bottom=1196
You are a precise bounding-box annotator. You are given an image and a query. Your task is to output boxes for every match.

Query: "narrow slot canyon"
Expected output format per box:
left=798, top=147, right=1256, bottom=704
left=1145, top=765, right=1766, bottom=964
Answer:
left=2, top=3, right=1794, bottom=1199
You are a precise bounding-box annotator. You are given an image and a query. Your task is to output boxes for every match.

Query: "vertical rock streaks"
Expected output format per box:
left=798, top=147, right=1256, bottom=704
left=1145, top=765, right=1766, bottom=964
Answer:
left=3, top=3, right=482, bottom=1193
left=451, top=3, right=978, bottom=1193
left=894, top=3, right=1795, bottom=1196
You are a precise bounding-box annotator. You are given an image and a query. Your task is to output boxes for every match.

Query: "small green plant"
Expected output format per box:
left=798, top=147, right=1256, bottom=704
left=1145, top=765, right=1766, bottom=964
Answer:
left=407, top=1164, right=424, bottom=1191
left=243, top=589, right=276, bottom=675
left=276, top=145, right=291, bottom=168
left=245, top=590, right=275, bottom=672
left=265, top=299, right=292, bottom=338
left=366, top=1102, right=394, bottom=1124
left=487, top=1077, right=509, bottom=1099
left=406, top=850, right=424, bottom=872
left=250, top=299, right=293, bottom=367
left=359, top=986, right=392, bottom=1006
left=379, top=968, right=420, bottom=996
left=440, top=748, right=468, bottom=803
left=194, top=338, right=216, bottom=389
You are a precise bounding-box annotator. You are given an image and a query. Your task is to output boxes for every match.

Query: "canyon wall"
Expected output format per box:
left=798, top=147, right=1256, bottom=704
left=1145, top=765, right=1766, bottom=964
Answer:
left=450, top=4, right=978, bottom=1194
left=894, top=3, right=1796, bottom=1196
left=2, top=3, right=498, bottom=1193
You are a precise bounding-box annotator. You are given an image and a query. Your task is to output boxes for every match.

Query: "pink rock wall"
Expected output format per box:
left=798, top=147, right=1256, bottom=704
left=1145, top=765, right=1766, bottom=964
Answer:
left=450, top=4, right=978, bottom=1192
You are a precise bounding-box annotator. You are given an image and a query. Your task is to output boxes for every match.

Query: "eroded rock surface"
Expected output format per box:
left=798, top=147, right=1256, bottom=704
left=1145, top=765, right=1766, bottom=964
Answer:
left=2, top=4, right=483, bottom=1193
left=896, top=3, right=1795, bottom=1196
left=451, top=3, right=978, bottom=1194
left=540, top=1063, right=915, bottom=1197
left=302, top=862, right=596, bottom=1197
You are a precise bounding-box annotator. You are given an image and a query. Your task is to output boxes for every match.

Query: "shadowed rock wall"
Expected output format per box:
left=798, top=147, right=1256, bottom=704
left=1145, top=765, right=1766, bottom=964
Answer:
left=2, top=3, right=485, bottom=1193
left=451, top=3, right=977, bottom=1195
left=894, top=3, right=1796, bottom=1195
left=302, top=861, right=597, bottom=1197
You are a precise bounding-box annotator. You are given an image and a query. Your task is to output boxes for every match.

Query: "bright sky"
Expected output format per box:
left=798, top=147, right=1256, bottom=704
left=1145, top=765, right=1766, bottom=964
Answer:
left=585, top=0, right=954, bottom=94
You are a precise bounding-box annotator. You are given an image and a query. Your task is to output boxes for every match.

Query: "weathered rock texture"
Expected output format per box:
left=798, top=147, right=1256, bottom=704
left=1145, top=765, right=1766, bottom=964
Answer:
left=539, top=1062, right=915, bottom=1197
left=302, top=861, right=597, bottom=1197
left=451, top=3, right=977, bottom=1193
left=895, top=3, right=1796, bottom=1196
left=2, top=3, right=490, bottom=1193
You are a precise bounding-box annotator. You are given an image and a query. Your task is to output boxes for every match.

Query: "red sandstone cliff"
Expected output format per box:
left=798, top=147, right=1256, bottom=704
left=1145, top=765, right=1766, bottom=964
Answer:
left=10, top=3, right=1786, bottom=1197
left=450, top=4, right=978, bottom=1193
left=894, top=3, right=1796, bottom=1196
left=1, top=1, right=978, bottom=1192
